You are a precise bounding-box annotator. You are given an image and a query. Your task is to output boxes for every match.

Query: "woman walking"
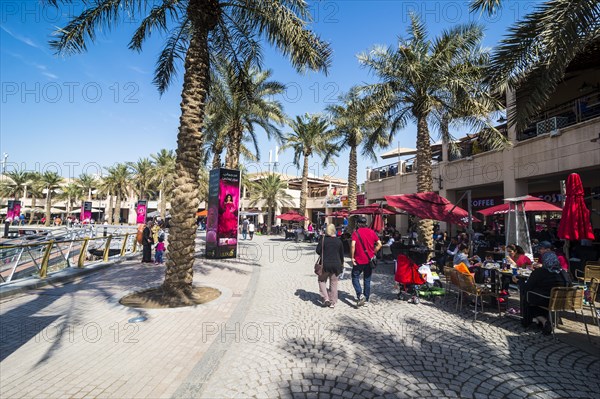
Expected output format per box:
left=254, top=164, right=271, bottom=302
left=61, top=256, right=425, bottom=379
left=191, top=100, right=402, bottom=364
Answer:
left=315, top=224, right=345, bottom=308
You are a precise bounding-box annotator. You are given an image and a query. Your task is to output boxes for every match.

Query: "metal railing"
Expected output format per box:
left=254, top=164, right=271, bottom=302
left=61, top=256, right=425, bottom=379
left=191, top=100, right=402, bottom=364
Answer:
left=0, top=232, right=139, bottom=284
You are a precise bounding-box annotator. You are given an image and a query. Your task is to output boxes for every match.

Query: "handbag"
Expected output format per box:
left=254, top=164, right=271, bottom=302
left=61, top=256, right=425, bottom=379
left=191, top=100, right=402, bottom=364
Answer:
left=314, top=237, right=325, bottom=276
left=356, top=230, right=377, bottom=269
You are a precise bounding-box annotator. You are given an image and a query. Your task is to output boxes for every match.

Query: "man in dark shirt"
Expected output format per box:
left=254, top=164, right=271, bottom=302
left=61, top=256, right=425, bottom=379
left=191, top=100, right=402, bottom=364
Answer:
left=142, top=220, right=154, bottom=263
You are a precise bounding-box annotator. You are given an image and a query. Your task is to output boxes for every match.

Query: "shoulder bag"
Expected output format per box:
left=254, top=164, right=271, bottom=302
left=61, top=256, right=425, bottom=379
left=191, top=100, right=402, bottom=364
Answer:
left=356, top=230, right=377, bottom=269
left=314, top=236, right=324, bottom=276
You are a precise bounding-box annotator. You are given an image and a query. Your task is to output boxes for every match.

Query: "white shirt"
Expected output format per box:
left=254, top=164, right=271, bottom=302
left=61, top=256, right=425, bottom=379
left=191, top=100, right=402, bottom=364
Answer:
left=248, top=223, right=255, bottom=232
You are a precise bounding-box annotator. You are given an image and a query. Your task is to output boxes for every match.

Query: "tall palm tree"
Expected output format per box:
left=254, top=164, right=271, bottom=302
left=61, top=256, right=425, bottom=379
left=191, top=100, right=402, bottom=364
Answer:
left=49, top=0, right=331, bottom=296
left=39, top=171, right=64, bottom=226
left=207, top=58, right=286, bottom=169
left=249, top=174, right=293, bottom=234
left=281, top=114, right=337, bottom=222
left=128, top=157, right=155, bottom=200
left=327, top=89, right=389, bottom=217
left=76, top=173, right=97, bottom=201
left=58, top=183, right=85, bottom=216
left=104, top=164, right=132, bottom=225
left=152, top=149, right=177, bottom=219
left=97, top=176, right=114, bottom=224
left=471, top=0, right=600, bottom=130
left=358, top=14, right=500, bottom=248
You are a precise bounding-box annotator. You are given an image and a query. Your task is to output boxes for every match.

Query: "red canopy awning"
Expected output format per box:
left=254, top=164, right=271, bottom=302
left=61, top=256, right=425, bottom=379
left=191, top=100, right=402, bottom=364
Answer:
left=385, top=192, right=479, bottom=227
left=328, top=210, right=348, bottom=218
left=478, top=195, right=562, bottom=216
left=348, top=205, right=397, bottom=215
left=277, top=211, right=307, bottom=222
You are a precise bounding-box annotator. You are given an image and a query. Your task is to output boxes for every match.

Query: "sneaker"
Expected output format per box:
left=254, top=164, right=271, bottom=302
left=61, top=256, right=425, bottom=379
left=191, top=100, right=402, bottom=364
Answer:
left=323, top=300, right=331, bottom=308
left=356, top=294, right=365, bottom=307
left=363, top=301, right=369, bottom=307
left=329, top=303, right=335, bottom=308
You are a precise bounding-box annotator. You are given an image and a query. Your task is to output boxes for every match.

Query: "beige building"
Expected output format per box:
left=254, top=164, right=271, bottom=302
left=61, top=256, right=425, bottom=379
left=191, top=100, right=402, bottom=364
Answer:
left=364, top=53, right=600, bottom=234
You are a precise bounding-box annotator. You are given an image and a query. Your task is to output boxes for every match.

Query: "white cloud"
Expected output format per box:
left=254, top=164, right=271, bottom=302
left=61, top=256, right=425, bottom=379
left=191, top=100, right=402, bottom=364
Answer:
left=1, top=25, right=42, bottom=50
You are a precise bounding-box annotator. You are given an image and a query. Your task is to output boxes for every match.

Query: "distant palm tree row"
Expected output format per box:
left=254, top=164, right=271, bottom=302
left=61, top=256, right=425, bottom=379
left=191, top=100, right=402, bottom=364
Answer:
left=0, top=150, right=178, bottom=227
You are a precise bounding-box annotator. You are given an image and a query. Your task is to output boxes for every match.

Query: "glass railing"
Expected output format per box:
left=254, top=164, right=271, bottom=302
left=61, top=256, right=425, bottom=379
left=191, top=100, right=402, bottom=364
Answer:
left=0, top=228, right=139, bottom=284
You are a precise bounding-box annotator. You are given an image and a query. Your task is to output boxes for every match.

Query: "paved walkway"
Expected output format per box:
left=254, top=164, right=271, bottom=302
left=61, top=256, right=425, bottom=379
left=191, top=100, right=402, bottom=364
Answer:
left=1, top=234, right=599, bottom=398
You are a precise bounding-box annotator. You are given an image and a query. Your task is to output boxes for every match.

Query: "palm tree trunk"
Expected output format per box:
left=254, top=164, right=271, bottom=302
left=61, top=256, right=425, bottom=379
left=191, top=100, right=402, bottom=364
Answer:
left=300, top=154, right=309, bottom=225
left=267, top=205, right=273, bottom=235
left=163, top=2, right=215, bottom=296
left=159, top=186, right=167, bottom=219
left=211, top=141, right=224, bottom=169
left=88, top=188, right=92, bottom=201
left=224, top=126, right=243, bottom=169
left=346, top=144, right=358, bottom=231
left=416, top=115, right=434, bottom=250
left=106, top=193, right=113, bottom=224
left=113, top=194, right=121, bottom=225
left=29, top=197, right=36, bottom=224
left=45, top=191, right=51, bottom=227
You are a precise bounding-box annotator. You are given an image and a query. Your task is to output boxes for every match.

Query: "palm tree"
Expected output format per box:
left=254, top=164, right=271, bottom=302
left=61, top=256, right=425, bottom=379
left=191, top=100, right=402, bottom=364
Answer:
left=26, top=173, right=45, bottom=224
left=49, top=0, right=331, bottom=297
left=76, top=173, right=97, bottom=201
left=207, top=58, right=286, bottom=169
left=97, top=176, right=114, bottom=224
left=471, top=0, right=600, bottom=130
left=249, top=174, right=293, bottom=234
left=0, top=170, right=29, bottom=201
left=358, top=14, right=500, bottom=248
left=327, top=89, right=389, bottom=217
left=39, top=171, right=64, bottom=226
left=104, top=164, right=132, bottom=225
left=152, top=149, right=177, bottom=219
left=128, top=157, right=155, bottom=200
left=58, top=183, right=85, bottom=216
left=281, top=114, right=337, bottom=222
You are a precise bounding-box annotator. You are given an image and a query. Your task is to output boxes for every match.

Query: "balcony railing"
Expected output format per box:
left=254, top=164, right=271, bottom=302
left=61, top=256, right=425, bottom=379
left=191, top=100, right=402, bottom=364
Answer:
left=518, top=90, right=600, bottom=141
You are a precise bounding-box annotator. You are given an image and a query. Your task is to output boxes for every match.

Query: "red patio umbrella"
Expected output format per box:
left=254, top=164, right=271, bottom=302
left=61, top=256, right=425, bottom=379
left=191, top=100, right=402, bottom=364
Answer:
left=348, top=205, right=397, bottom=215
left=385, top=192, right=479, bottom=227
left=328, top=210, right=348, bottom=218
left=558, top=173, right=594, bottom=240
left=477, top=195, right=562, bottom=216
left=277, top=211, right=307, bottom=222
left=371, top=213, right=384, bottom=232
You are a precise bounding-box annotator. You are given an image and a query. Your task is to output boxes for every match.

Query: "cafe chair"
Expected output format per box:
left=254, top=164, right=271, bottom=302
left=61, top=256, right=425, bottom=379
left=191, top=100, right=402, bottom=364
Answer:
left=575, top=263, right=600, bottom=284
left=456, top=271, right=492, bottom=321
left=528, top=287, right=590, bottom=341
left=442, top=266, right=457, bottom=296
left=585, top=278, right=599, bottom=328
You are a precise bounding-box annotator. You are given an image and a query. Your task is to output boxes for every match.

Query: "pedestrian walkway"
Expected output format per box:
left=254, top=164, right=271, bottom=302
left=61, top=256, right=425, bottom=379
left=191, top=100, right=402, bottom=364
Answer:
left=1, top=234, right=599, bottom=398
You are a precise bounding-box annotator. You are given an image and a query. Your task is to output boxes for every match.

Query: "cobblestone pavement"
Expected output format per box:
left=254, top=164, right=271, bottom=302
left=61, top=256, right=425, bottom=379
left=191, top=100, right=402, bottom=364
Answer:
left=197, top=236, right=600, bottom=399
left=1, top=234, right=598, bottom=399
left=0, top=236, right=256, bottom=399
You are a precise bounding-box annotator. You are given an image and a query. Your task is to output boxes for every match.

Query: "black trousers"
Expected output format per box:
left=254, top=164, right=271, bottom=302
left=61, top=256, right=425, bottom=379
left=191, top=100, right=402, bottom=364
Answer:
left=142, top=243, right=152, bottom=262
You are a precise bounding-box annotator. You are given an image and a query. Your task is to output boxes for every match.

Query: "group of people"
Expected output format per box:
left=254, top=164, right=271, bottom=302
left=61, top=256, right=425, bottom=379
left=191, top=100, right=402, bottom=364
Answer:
left=141, top=220, right=166, bottom=264
left=240, top=218, right=255, bottom=240
left=315, top=216, right=382, bottom=308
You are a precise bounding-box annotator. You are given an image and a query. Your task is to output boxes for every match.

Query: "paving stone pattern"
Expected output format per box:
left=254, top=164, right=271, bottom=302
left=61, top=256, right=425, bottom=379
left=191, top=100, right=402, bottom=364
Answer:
left=0, top=234, right=598, bottom=399
left=198, top=236, right=600, bottom=399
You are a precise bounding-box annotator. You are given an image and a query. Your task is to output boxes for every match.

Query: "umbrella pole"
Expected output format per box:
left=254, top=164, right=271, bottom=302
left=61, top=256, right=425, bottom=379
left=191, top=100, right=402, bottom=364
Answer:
left=467, top=190, right=474, bottom=257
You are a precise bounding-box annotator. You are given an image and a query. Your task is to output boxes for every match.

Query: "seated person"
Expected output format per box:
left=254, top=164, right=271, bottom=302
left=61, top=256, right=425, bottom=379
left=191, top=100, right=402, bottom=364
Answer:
left=500, top=244, right=533, bottom=294
left=536, top=241, right=568, bottom=271
left=514, top=251, right=571, bottom=333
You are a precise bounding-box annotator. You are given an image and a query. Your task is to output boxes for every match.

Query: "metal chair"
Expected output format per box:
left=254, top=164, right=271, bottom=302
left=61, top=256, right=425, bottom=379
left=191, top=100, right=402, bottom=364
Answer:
left=528, top=286, right=590, bottom=340
left=586, top=277, right=599, bottom=328
left=456, top=271, right=492, bottom=321
left=575, top=262, right=600, bottom=284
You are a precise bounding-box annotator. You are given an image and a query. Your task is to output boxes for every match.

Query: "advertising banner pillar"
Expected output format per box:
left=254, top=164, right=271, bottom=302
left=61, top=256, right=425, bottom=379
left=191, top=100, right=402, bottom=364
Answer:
left=4, top=200, right=21, bottom=237
left=136, top=200, right=148, bottom=224
left=206, top=168, right=240, bottom=259
left=81, top=201, right=92, bottom=223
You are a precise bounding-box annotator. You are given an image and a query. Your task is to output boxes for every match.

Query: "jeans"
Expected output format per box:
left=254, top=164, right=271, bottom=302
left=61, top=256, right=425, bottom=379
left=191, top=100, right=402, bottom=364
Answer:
left=155, top=250, right=164, bottom=263
left=351, top=263, right=373, bottom=300
left=242, top=230, right=247, bottom=240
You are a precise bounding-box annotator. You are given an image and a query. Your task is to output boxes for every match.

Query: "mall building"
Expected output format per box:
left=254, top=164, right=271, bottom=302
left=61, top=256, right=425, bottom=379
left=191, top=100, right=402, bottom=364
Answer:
left=364, top=46, right=600, bottom=234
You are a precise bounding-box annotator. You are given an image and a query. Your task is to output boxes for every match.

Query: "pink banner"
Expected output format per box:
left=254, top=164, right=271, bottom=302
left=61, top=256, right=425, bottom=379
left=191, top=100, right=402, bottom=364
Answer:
left=7, top=200, right=21, bottom=221
left=80, top=201, right=92, bottom=223
left=136, top=201, right=147, bottom=224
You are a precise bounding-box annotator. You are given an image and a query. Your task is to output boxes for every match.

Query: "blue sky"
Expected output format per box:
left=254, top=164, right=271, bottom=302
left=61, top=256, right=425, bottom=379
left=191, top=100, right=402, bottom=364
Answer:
left=0, top=1, right=541, bottom=182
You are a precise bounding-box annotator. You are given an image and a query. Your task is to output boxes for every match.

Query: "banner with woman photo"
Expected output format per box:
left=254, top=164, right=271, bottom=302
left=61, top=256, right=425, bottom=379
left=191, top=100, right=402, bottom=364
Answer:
left=206, top=168, right=240, bottom=258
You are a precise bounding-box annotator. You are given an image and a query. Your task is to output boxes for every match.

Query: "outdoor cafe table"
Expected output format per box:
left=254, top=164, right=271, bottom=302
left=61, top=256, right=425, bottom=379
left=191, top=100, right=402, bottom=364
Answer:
left=481, top=265, right=531, bottom=308
left=485, top=250, right=506, bottom=262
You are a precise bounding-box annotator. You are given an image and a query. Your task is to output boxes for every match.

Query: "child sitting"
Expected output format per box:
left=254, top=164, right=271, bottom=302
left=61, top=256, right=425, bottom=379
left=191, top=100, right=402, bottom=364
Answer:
left=155, top=236, right=166, bottom=264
